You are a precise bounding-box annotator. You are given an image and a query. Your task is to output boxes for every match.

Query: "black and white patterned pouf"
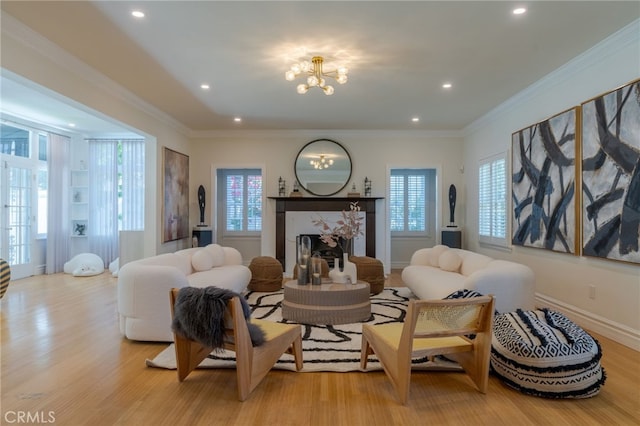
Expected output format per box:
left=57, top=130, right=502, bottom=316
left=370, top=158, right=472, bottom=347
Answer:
left=491, top=309, right=606, bottom=398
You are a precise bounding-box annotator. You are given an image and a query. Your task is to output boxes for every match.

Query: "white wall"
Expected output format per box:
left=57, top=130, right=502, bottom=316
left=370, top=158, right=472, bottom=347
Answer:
left=189, top=130, right=464, bottom=272
left=463, top=20, right=640, bottom=349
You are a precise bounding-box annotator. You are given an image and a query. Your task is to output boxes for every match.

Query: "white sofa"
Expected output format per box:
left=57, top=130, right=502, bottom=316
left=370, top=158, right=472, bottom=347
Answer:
left=401, top=245, right=535, bottom=313
left=117, top=244, right=251, bottom=342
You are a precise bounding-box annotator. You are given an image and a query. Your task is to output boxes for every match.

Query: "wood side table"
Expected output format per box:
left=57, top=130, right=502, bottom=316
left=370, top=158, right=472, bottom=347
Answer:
left=282, top=280, right=371, bottom=325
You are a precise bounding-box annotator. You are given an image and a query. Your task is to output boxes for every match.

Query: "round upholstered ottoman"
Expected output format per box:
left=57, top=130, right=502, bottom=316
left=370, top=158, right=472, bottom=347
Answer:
left=248, top=256, right=283, bottom=292
left=349, top=256, right=385, bottom=294
left=491, top=309, right=606, bottom=398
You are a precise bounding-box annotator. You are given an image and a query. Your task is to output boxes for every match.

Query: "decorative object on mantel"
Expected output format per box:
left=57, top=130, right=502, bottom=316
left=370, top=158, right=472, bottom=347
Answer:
left=290, top=180, right=303, bottom=197
left=285, top=55, right=348, bottom=95
left=347, top=182, right=360, bottom=198
left=364, top=177, right=372, bottom=197
left=278, top=177, right=286, bottom=197
left=312, top=202, right=363, bottom=282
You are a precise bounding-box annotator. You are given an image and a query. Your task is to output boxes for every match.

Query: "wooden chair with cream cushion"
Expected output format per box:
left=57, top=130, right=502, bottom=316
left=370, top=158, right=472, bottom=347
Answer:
left=169, top=288, right=303, bottom=401
left=360, top=295, right=495, bottom=404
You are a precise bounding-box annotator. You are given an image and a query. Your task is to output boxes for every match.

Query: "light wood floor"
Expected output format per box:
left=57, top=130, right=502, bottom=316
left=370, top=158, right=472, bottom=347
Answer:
left=1, top=272, right=638, bottom=426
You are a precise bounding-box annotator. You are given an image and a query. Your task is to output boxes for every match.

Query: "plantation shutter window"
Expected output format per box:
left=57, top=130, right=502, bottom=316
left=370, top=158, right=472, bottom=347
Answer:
left=222, top=169, right=262, bottom=235
left=478, top=154, right=507, bottom=247
left=390, top=169, right=435, bottom=236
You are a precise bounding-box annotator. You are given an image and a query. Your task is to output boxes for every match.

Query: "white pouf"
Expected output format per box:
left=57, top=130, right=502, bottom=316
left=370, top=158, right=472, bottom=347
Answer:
left=63, top=253, right=105, bottom=277
left=491, top=309, right=606, bottom=398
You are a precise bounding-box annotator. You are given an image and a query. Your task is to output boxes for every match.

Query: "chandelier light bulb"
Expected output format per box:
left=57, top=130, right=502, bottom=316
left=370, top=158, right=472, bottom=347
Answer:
left=285, top=55, right=348, bottom=95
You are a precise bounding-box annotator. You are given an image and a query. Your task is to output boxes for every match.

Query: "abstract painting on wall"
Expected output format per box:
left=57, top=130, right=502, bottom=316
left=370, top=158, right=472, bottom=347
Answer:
left=511, top=107, right=579, bottom=254
left=163, top=147, right=189, bottom=243
left=581, top=79, right=640, bottom=265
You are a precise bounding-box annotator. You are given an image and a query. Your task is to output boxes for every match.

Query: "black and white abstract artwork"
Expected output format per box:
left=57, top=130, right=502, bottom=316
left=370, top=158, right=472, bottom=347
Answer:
left=512, top=108, right=578, bottom=254
left=581, top=79, right=640, bottom=265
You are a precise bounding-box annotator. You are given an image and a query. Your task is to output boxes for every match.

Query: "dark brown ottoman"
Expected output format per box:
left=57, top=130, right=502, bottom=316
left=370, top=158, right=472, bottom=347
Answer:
left=248, top=256, right=283, bottom=292
left=349, top=256, right=385, bottom=294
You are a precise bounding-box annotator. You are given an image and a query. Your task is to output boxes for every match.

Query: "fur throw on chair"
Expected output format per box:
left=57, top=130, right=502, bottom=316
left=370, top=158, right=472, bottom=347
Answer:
left=172, top=286, right=265, bottom=349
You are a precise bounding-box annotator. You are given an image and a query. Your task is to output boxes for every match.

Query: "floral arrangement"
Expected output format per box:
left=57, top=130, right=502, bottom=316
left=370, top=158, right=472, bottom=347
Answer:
left=312, top=202, right=364, bottom=254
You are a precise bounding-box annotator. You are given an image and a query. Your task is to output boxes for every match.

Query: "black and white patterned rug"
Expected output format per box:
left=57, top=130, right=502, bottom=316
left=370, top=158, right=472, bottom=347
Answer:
left=146, top=287, right=460, bottom=372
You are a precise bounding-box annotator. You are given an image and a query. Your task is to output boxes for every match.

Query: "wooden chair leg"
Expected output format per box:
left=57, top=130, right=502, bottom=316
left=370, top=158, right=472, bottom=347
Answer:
left=291, top=334, right=303, bottom=371
left=173, top=333, right=213, bottom=382
left=360, top=330, right=371, bottom=369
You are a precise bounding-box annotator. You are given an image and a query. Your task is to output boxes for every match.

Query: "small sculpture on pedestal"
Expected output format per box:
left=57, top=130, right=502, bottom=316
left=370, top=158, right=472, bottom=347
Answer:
left=198, top=185, right=206, bottom=226
left=447, top=184, right=457, bottom=228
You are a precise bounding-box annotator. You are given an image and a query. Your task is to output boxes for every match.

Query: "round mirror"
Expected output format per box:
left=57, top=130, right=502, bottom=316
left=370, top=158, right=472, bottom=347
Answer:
left=295, top=139, right=352, bottom=196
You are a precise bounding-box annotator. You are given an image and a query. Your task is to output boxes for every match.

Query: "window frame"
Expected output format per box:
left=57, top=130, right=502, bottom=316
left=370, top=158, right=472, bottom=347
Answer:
left=478, top=152, right=508, bottom=248
left=389, top=168, right=436, bottom=237
left=219, top=168, right=262, bottom=236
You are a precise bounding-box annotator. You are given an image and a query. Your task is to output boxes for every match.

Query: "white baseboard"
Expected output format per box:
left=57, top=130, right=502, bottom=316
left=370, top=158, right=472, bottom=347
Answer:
left=535, top=293, right=640, bottom=352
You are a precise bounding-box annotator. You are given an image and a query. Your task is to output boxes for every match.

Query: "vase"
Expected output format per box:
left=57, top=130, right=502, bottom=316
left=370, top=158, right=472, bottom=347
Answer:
left=297, top=235, right=311, bottom=285
left=342, top=253, right=357, bottom=284
left=329, top=257, right=347, bottom=284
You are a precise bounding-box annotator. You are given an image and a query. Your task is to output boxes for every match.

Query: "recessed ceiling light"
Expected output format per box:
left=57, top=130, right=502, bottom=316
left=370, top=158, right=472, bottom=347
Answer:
left=131, top=10, right=145, bottom=18
left=411, top=117, right=420, bottom=123
left=442, top=83, right=452, bottom=89
left=513, top=7, right=527, bottom=15
left=200, top=84, right=210, bottom=90
left=68, top=123, right=76, bottom=127
left=234, top=117, right=242, bottom=123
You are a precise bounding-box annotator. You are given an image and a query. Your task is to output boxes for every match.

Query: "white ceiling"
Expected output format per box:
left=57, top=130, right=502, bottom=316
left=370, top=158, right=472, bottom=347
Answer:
left=1, top=1, right=639, bottom=134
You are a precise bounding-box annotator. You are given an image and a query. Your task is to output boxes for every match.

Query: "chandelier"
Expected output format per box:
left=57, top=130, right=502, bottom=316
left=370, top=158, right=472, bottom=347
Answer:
left=310, top=155, right=334, bottom=170
left=285, top=56, right=348, bottom=95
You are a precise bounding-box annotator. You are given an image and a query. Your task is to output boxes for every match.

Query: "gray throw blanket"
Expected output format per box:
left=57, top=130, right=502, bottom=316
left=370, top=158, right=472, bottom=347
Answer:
left=172, top=286, right=265, bottom=349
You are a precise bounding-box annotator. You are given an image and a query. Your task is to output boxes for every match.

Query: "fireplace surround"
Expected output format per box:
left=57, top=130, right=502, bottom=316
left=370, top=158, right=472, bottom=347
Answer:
left=269, top=197, right=382, bottom=270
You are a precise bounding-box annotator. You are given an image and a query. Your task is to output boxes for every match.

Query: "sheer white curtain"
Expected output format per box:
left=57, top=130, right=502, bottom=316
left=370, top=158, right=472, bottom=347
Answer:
left=121, top=139, right=145, bottom=230
left=88, top=139, right=118, bottom=266
left=45, top=132, right=70, bottom=273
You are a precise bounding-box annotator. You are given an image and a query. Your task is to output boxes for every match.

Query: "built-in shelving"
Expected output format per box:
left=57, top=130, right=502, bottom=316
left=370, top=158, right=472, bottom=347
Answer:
left=70, top=169, right=88, bottom=238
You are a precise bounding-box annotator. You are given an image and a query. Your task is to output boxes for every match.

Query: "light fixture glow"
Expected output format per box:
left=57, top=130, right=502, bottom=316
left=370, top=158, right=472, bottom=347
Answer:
left=412, top=117, right=420, bottom=123
left=513, top=7, right=526, bottom=15
left=131, top=10, right=145, bottom=18
left=200, top=84, right=210, bottom=90
left=285, top=56, right=348, bottom=95
left=68, top=123, right=76, bottom=127
left=310, top=155, right=334, bottom=170
left=233, top=117, right=242, bottom=123
left=442, top=83, right=452, bottom=89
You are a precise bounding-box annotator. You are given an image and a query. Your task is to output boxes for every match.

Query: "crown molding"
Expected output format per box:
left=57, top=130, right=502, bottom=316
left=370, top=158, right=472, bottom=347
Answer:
left=189, top=128, right=463, bottom=140
left=464, top=18, right=640, bottom=137
left=1, top=13, right=190, bottom=137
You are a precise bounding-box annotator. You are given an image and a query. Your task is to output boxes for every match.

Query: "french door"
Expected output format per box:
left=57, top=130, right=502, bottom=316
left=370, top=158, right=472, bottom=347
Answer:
left=0, top=159, right=35, bottom=279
